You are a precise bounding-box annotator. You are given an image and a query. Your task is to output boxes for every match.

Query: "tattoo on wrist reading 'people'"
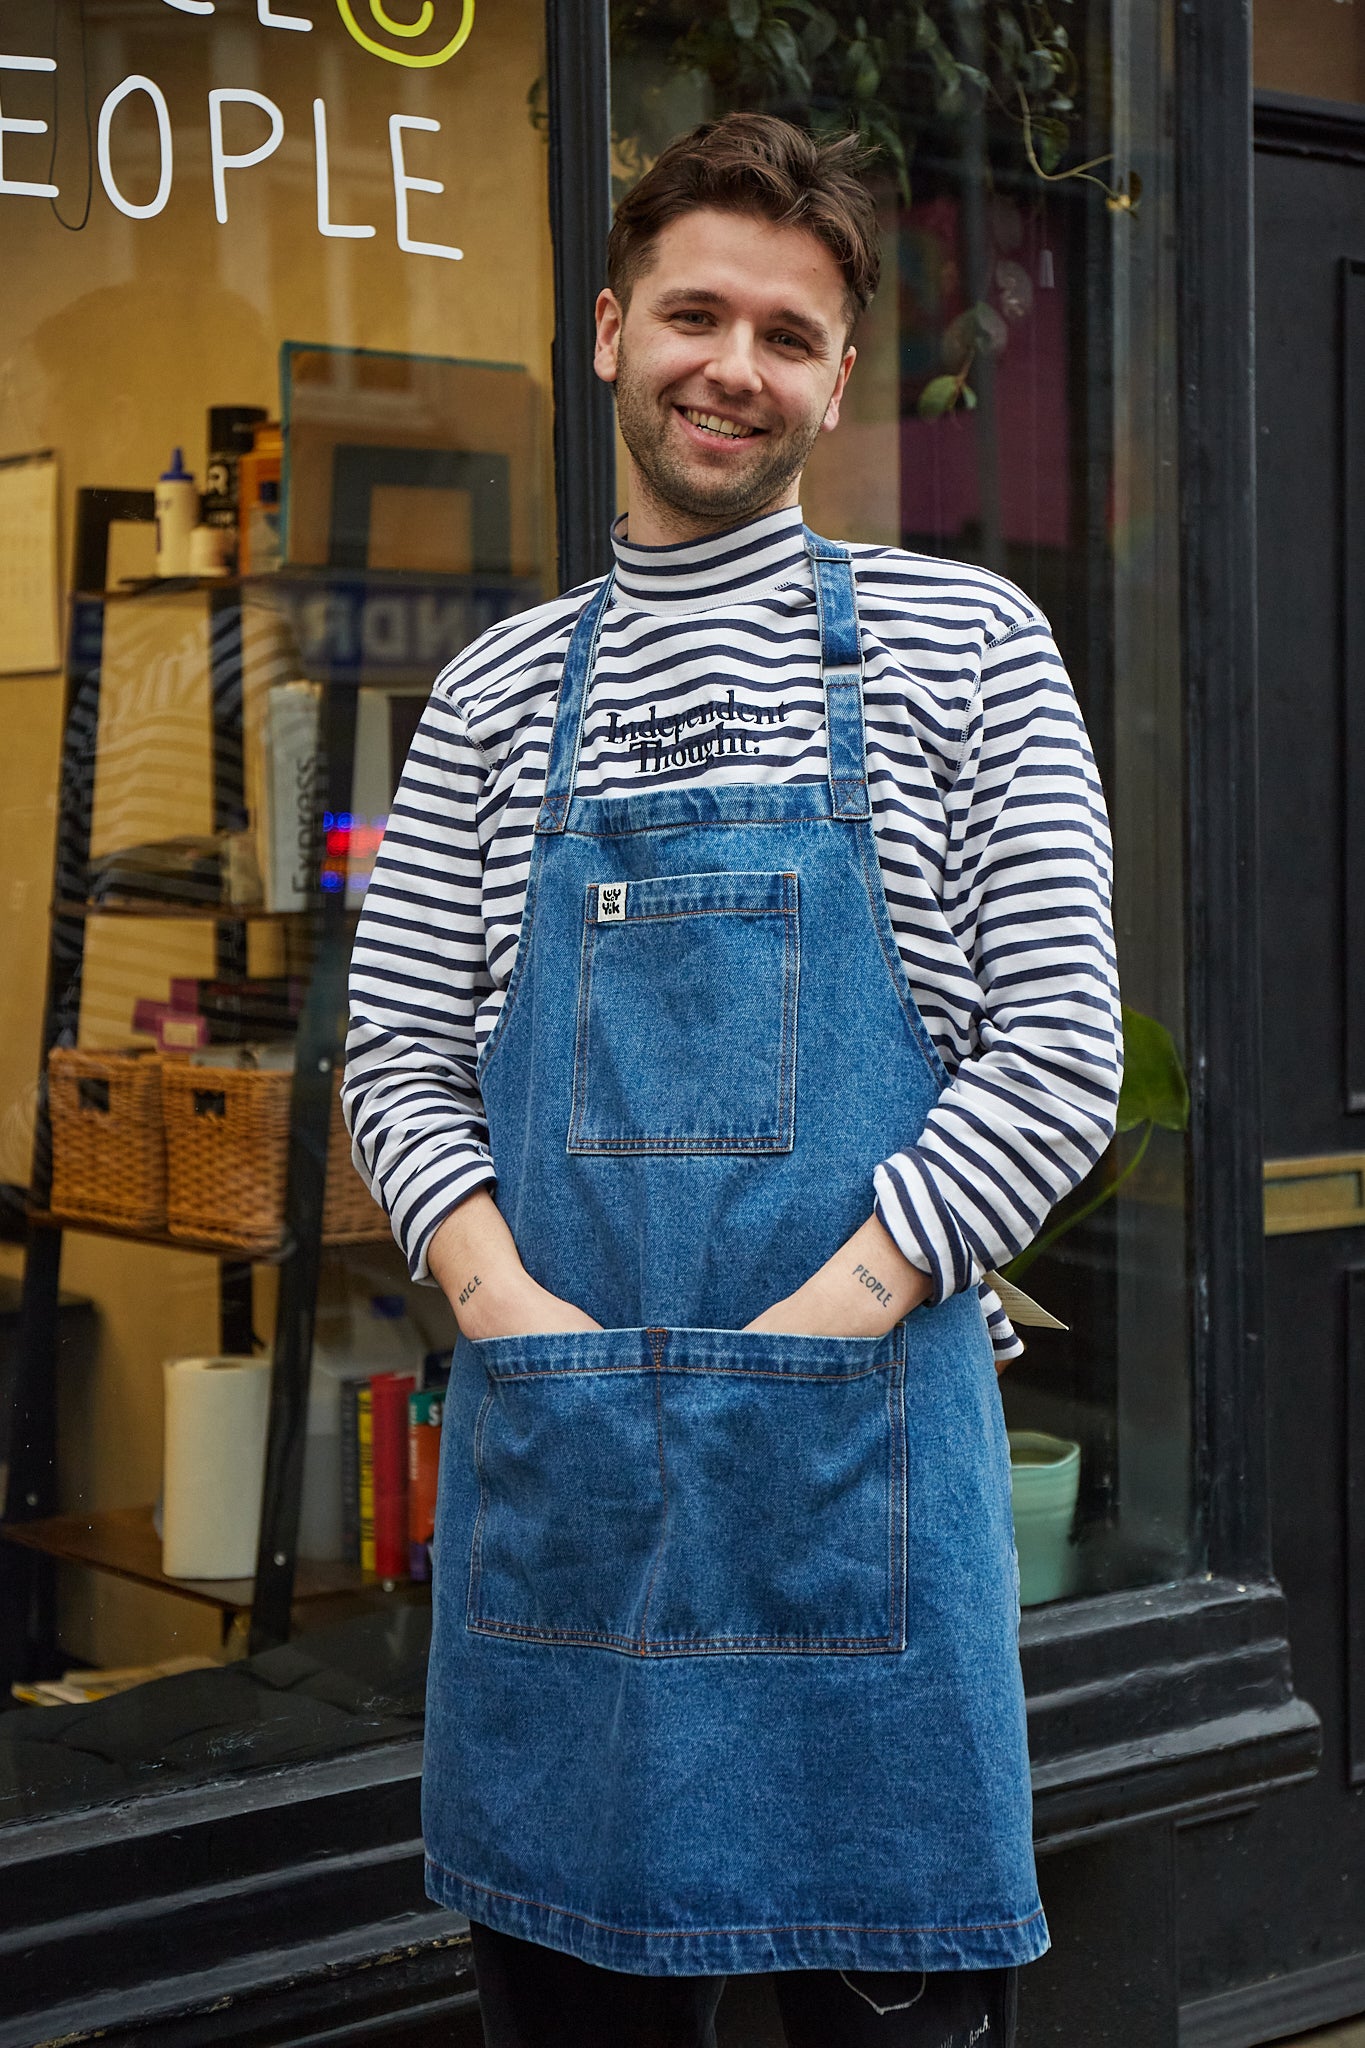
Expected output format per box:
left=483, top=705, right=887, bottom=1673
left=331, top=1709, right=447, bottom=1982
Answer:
left=852, top=1262, right=894, bottom=1307
left=458, top=1274, right=481, bottom=1307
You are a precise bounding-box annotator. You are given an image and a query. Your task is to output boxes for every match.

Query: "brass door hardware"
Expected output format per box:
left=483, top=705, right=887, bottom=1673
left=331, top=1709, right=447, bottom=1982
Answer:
left=1264, top=1153, right=1365, bottom=1234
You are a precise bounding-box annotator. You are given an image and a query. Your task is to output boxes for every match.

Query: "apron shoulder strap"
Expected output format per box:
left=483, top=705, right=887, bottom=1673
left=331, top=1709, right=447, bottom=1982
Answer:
left=537, top=575, right=614, bottom=835
left=804, top=529, right=871, bottom=822
left=538, top=535, right=872, bottom=833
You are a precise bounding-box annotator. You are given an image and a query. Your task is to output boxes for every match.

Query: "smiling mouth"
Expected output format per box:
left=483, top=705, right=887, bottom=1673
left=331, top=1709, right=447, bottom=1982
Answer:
left=677, top=407, right=764, bottom=442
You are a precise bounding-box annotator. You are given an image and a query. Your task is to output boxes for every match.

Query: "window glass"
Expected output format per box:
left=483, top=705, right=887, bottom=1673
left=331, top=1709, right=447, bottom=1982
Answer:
left=610, top=0, right=1191, bottom=1604
left=0, top=0, right=551, bottom=1824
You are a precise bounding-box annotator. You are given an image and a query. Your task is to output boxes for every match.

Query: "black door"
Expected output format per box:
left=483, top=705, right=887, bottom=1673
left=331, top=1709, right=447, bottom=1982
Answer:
left=1177, top=94, right=1365, bottom=2047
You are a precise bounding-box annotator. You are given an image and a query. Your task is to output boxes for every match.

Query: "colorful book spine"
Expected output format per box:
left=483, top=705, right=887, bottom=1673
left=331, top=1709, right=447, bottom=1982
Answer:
left=408, top=1388, right=444, bottom=1582
left=371, top=1372, right=415, bottom=1580
left=357, top=1382, right=375, bottom=1575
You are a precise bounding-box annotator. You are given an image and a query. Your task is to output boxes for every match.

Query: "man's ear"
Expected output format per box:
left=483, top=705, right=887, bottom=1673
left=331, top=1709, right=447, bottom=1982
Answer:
left=821, top=345, right=857, bottom=433
left=594, top=289, right=624, bottom=385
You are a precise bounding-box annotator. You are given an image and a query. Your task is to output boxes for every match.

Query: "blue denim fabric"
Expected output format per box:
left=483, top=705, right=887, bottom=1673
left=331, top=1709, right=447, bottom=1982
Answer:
left=422, top=534, right=1047, bottom=1976
left=568, top=870, right=800, bottom=1155
left=467, top=1324, right=907, bottom=1654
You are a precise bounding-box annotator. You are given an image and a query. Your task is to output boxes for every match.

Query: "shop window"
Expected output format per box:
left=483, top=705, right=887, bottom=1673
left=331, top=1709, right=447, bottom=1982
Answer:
left=1255, top=0, right=1365, bottom=105
left=0, top=0, right=551, bottom=1823
left=0, top=0, right=1194, bottom=1833
left=610, top=0, right=1191, bottom=1605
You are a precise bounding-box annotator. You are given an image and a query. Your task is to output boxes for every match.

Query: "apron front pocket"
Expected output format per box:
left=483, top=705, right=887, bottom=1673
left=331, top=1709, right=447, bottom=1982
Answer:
left=467, top=1326, right=907, bottom=1657
left=567, top=870, right=799, bottom=1155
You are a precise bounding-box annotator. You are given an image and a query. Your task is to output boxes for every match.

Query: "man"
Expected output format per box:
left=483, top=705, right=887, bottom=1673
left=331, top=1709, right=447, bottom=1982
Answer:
left=345, top=114, right=1121, bottom=2048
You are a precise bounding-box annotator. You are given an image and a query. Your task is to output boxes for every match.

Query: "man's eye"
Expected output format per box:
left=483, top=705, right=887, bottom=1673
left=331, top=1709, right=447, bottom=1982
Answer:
left=772, top=332, right=808, bottom=351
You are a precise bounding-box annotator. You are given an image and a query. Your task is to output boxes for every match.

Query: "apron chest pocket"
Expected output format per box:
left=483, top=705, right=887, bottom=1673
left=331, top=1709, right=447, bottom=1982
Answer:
left=466, top=1326, right=907, bottom=1658
left=568, top=870, right=799, bottom=1155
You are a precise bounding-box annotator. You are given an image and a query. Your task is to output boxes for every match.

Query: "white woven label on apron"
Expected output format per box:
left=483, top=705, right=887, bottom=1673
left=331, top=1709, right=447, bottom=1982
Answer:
left=598, top=882, right=627, bottom=922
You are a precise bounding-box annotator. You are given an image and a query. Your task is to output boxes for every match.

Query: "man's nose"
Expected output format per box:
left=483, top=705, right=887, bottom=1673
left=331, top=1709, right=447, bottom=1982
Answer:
left=703, top=327, right=763, bottom=395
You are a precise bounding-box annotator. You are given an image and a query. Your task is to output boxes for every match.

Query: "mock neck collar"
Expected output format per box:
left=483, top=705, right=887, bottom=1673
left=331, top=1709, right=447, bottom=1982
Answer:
left=610, top=505, right=809, bottom=610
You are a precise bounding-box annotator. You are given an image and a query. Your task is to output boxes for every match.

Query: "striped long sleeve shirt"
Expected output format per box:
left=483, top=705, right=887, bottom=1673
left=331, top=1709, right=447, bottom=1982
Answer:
left=344, top=505, right=1123, bottom=1362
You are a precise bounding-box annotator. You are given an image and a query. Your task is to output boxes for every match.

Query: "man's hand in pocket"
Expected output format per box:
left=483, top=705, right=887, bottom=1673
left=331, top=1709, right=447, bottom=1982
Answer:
left=428, top=1190, right=602, bottom=1340
left=744, top=1213, right=931, bottom=1338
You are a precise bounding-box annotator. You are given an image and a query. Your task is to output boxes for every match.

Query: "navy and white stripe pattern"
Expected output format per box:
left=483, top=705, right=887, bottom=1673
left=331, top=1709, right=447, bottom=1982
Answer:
left=344, top=505, right=1123, bottom=1361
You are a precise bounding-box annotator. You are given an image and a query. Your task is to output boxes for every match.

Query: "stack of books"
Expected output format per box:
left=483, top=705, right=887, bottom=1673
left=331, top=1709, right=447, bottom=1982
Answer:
left=340, top=1374, right=444, bottom=1582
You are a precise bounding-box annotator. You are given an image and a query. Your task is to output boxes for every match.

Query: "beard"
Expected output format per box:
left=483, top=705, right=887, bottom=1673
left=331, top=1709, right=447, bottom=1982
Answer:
left=612, top=339, right=826, bottom=527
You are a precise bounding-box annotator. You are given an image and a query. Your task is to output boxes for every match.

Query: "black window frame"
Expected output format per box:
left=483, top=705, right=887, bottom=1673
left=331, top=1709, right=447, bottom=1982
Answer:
left=542, top=0, right=1318, bottom=1834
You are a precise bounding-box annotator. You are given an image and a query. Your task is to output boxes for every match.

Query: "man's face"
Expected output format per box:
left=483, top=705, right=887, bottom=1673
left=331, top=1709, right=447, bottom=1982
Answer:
left=593, top=206, right=857, bottom=534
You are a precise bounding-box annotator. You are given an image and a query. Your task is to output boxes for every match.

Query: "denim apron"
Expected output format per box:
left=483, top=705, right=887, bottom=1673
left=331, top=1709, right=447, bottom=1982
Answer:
left=422, top=533, right=1047, bottom=1977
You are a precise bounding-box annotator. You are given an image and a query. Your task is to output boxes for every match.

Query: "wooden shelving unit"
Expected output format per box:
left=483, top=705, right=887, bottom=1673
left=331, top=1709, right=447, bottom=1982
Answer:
left=2, top=1507, right=374, bottom=1615
left=28, top=1212, right=392, bottom=1261
left=0, top=490, right=532, bottom=1682
left=52, top=899, right=308, bottom=924
left=0, top=488, right=405, bottom=1672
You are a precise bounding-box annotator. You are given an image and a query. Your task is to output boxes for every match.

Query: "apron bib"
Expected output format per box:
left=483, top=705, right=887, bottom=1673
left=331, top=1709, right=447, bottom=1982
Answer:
left=422, top=534, right=1047, bottom=1976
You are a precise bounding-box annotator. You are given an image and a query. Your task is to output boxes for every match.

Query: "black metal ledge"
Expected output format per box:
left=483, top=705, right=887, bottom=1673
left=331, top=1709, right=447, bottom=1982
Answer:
left=1253, top=89, right=1365, bottom=167
left=1024, top=1578, right=1320, bottom=1847
left=1, top=1914, right=478, bottom=2048
left=0, top=1577, right=1320, bottom=2048
left=0, top=1745, right=467, bottom=2048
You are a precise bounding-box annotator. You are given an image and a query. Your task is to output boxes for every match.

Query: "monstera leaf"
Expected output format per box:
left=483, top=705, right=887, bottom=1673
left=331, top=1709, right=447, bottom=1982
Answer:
left=1116, top=1003, right=1189, bottom=1135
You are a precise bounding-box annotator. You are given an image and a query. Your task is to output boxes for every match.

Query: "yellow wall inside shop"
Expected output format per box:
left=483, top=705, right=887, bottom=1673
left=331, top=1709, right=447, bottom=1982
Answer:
left=1255, top=0, right=1365, bottom=102
left=0, top=1, right=555, bottom=530
left=0, top=0, right=553, bottom=1670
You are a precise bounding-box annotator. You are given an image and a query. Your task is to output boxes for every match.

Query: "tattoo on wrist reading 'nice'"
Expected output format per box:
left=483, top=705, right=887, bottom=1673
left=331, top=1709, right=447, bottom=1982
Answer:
left=852, top=1262, right=894, bottom=1307
left=458, top=1274, right=481, bottom=1307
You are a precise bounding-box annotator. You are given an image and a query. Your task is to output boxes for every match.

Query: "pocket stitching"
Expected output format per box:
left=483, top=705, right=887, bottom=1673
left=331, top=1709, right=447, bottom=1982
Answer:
left=635, top=1326, right=670, bottom=1654
left=567, top=908, right=598, bottom=1149
left=467, top=1615, right=905, bottom=1655
left=591, top=906, right=793, bottom=924
left=568, top=875, right=799, bottom=1156
left=779, top=880, right=800, bottom=1143
left=464, top=1384, right=495, bottom=1630
left=466, top=1331, right=909, bottom=1659
left=484, top=1361, right=895, bottom=1384
left=585, top=870, right=796, bottom=922
left=887, top=1337, right=909, bottom=1652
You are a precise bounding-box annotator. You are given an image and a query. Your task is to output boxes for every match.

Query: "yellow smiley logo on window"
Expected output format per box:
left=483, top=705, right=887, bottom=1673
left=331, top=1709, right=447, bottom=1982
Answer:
left=335, top=0, right=474, bottom=66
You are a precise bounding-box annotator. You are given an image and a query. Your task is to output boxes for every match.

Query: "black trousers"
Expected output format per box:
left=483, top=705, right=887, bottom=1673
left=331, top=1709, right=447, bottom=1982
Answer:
left=469, top=1921, right=1019, bottom=2048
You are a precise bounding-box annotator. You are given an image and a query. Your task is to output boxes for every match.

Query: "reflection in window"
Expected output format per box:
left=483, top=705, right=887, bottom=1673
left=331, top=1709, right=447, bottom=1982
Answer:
left=0, top=0, right=551, bottom=1824
left=611, top=0, right=1190, bottom=1601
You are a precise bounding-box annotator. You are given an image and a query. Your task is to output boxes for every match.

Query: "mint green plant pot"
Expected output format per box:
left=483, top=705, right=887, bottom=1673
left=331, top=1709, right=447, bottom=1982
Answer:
left=1009, top=1431, right=1081, bottom=1606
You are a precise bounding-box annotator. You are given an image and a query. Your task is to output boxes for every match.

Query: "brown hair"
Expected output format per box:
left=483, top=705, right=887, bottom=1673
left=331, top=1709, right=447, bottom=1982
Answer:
left=606, top=113, right=881, bottom=329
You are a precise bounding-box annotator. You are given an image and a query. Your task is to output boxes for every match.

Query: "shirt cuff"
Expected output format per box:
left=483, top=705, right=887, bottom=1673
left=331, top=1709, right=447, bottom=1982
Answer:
left=873, top=1151, right=981, bottom=1305
left=980, top=1280, right=1025, bottom=1362
left=405, top=1161, right=498, bottom=1285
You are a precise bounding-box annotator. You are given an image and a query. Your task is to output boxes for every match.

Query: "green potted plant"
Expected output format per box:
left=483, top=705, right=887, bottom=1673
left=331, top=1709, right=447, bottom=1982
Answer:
left=1001, top=1005, right=1190, bottom=1604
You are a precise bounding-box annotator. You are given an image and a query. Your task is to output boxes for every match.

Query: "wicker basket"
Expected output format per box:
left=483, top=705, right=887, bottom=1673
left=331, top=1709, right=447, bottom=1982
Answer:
left=161, top=1061, right=388, bottom=1252
left=48, top=1047, right=167, bottom=1233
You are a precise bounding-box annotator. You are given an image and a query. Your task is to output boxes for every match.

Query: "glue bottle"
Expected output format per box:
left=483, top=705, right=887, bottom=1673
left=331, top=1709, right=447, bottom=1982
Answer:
left=155, top=447, right=199, bottom=577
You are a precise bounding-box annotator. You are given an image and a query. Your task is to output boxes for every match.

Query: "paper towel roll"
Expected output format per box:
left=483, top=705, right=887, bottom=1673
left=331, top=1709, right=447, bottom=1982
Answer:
left=162, top=1355, right=271, bottom=1579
